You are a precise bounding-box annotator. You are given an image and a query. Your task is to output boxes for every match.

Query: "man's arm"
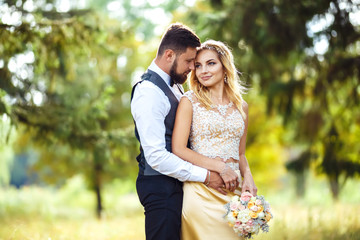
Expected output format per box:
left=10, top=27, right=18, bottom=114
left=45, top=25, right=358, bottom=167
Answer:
left=131, top=82, right=207, bottom=182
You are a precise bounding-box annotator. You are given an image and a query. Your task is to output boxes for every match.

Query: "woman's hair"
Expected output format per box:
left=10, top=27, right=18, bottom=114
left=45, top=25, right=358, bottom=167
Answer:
left=158, top=23, right=201, bottom=56
left=188, top=40, right=247, bottom=119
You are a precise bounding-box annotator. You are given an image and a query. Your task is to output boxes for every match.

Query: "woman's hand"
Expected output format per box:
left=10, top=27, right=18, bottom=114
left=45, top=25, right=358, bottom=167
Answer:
left=241, top=171, right=257, bottom=196
left=219, top=164, right=239, bottom=192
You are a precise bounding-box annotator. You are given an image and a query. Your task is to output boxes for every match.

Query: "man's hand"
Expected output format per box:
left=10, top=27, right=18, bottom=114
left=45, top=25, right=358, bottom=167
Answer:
left=206, top=171, right=227, bottom=195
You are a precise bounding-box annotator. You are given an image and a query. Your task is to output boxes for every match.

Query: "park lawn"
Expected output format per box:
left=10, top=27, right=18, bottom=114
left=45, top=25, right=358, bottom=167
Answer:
left=1, top=177, right=360, bottom=240
left=1, top=203, right=360, bottom=240
left=1, top=215, right=145, bottom=240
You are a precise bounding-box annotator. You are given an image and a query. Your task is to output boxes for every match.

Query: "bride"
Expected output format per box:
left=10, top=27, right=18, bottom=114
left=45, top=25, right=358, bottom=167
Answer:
left=172, top=40, right=257, bottom=239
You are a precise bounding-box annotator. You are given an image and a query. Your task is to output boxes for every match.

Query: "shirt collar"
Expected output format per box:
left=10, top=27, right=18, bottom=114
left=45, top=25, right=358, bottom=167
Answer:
left=148, top=60, right=171, bottom=86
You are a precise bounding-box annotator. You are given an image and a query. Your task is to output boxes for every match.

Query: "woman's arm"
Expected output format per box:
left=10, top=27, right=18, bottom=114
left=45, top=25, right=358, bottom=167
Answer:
left=238, top=101, right=258, bottom=195
left=172, top=97, right=239, bottom=191
left=172, top=97, right=224, bottom=172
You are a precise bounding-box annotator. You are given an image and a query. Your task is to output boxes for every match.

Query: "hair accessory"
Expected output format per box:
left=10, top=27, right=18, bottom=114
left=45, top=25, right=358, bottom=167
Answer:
left=203, top=45, right=225, bottom=56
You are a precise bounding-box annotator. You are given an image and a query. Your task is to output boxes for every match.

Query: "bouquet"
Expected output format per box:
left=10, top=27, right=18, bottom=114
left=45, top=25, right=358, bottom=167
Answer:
left=224, top=192, right=273, bottom=239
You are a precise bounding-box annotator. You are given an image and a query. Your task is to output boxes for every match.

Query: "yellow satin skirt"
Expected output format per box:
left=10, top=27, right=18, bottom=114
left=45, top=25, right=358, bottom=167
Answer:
left=181, top=182, right=242, bottom=240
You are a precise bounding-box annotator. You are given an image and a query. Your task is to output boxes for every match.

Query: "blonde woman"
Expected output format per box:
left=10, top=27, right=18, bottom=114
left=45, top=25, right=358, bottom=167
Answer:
left=172, top=40, right=257, bottom=239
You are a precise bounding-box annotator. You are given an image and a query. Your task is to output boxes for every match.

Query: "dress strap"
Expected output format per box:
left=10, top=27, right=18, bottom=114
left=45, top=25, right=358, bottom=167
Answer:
left=182, top=91, right=195, bottom=104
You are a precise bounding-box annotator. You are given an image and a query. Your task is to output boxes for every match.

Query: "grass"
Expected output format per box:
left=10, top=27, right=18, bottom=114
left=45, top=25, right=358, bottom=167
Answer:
left=1, top=204, right=360, bottom=240
left=257, top=203, right=360, bottom=240
left=2, top=215, right=145, bottom=240
left=0, top=175, right=359, bottom=240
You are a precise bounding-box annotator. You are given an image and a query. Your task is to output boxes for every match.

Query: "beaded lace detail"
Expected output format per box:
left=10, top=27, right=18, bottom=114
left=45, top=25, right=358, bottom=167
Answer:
left=183, top=91, right=245, bottom=171
left=212, top=102, right=233, bottom=116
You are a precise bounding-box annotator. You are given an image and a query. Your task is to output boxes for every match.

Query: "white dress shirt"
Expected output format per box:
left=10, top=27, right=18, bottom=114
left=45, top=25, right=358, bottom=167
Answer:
left=131, top=61, right=207, bottom=182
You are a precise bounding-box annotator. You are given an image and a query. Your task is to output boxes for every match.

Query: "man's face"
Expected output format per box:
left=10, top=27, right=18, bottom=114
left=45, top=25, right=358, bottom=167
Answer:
left=170, top=47, right=197, bottom=85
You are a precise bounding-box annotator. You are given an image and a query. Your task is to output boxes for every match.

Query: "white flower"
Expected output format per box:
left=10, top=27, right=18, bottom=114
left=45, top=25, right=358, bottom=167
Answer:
left=226, top=214, right=236, bottom=225
left=258, top=212, right=265, bottom=218
left=237, top=209, right=251, bottom=223
left=231, top=195, right=240, bottom=202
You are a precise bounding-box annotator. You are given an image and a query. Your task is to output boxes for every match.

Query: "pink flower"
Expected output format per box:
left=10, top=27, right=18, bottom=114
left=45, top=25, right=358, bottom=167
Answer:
left=247, top=219, right=254, bottom=226
left=240, top=192, right=253, bottom=202
left=230, top=201, right=240, bottom=211
left=244, top=225, right=252, bottom=232
left=239, top=204, right=246, bottom=211
left=255, top=199, right=262, bottom=205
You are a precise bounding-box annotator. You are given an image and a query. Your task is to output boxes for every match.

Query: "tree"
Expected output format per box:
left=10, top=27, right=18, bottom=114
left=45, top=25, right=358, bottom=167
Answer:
left=0, top=116, right=15, bottom=186
left=0, top=0, right=140, bottom=217
left=185, top=0, right=360, bottom=199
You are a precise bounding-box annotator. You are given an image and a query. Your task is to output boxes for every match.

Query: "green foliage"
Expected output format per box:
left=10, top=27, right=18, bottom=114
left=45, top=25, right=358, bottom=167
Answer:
left=1, top=1, right=139, bottom=167
left=0, top=0, right=146, bottom=216
left=243, top=82, right=287, bottom=193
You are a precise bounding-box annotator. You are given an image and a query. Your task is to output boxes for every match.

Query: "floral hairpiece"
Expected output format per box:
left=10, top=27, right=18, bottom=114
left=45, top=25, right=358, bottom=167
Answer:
left=202, top=45, right=225, bottom=56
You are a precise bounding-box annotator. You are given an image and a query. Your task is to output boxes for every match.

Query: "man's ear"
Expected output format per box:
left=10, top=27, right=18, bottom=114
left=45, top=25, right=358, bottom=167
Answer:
left=164, top=49, right=176, bottom=63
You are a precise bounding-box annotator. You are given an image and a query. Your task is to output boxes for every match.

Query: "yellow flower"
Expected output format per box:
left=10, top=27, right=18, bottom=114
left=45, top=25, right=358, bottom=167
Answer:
left=249, top=211, right=258, bottom=219
left=247, top=201, right=255, bottom=209
left=265, top=213, right=272, bottom=221
left=256, top=205, right=264, bottom=213
left=232, top=211, right=238, bottom=218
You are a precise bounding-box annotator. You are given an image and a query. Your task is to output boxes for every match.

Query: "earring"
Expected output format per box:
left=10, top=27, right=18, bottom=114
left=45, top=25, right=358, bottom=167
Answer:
left=224, top=74, right=228, bottom=84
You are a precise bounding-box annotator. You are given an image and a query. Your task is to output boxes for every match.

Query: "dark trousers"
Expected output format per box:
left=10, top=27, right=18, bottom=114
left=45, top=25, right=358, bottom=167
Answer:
left=136, top=174, right=183, bottom=240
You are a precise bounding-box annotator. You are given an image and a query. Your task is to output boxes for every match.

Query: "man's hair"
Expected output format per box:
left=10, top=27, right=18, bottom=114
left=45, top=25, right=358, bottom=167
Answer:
left=157, top=23, right=201, bottom=56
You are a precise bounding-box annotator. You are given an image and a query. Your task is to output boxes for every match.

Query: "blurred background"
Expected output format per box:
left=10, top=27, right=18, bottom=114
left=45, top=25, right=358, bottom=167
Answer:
left=0, top=0, right=359, bottom=239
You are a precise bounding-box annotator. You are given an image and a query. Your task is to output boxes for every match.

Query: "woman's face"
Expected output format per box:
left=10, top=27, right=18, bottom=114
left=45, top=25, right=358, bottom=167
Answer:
left=194, top=49, right=224, bottom=88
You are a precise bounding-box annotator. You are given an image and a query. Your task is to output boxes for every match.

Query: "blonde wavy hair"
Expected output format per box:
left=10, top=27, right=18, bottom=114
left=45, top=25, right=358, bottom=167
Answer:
left=188, top=40, right=247, bottom=119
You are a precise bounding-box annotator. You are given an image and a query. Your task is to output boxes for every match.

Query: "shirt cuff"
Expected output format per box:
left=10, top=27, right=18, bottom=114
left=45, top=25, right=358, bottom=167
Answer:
left=188, top=165, right=208, bottom=182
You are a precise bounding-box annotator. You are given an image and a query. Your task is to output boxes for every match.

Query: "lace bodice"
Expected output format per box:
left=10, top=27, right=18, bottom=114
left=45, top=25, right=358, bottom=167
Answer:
left=183, top=91, right=245, bottom=170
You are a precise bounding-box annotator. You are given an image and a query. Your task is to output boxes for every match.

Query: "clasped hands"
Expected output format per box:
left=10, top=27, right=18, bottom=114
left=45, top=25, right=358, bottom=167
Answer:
left=219, top=164, right=240, bottom=192
left=206, top=163, right=240, bottom=195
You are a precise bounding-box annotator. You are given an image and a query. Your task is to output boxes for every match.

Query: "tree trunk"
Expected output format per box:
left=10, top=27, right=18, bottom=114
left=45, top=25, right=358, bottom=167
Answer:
left=295, top=171, right=306, bottom=198
left=94, top=162, right=103, bottom=219
left=329, top=177, right=339, bottom=201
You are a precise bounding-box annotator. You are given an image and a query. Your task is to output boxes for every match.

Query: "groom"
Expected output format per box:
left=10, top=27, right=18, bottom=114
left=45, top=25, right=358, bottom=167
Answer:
left=131, top=23, right=225, bottom=240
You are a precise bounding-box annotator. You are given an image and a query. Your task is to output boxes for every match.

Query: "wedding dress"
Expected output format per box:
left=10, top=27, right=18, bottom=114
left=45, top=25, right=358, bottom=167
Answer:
left=181, top=91, right=245, bottom=240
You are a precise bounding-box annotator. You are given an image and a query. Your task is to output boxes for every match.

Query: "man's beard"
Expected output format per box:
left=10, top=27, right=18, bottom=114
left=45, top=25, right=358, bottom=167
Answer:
left=169, top=59, right=189, bottom=85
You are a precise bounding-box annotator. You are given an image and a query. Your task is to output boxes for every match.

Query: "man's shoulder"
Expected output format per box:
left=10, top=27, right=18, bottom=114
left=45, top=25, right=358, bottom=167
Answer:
left=134, top=78, right=163, bottom=92
left=132, top=79, right=167, bottom=101
left=134, top=79, right=156, bottom=89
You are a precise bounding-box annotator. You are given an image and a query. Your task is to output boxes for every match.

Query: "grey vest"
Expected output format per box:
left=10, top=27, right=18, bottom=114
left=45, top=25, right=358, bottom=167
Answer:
left=131, top=70, right=179, bottom=176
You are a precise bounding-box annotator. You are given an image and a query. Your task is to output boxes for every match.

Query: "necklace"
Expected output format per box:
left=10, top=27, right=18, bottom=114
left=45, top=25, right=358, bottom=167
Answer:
left=211, top=102, right=233, bottom=116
